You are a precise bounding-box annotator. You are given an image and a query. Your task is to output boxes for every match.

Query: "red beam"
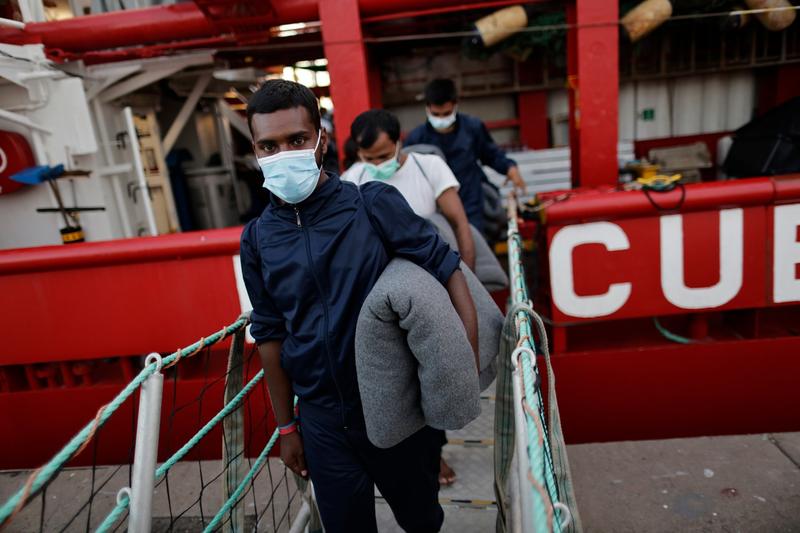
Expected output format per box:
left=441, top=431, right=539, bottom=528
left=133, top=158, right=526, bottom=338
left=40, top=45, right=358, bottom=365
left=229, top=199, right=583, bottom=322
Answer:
left=0, top=227, right=241, bottom=275
left=0, top=3, right=215, bottom=51
left=774, top=173, right=800, bottom=202
left=539, top=176, right=795, bottom=225
left=360, top=0, right=543, bottom=24
left=0, top=0, right=527, bottom=54
left=517, top=90, right=548, bottom=149
left=567, top=0, right=619, bottom=187
left=484, top=118, right=520, bottom=130
left=319, top=0, right=373, bottom=162
left=0, top=228, right=244, bottom=362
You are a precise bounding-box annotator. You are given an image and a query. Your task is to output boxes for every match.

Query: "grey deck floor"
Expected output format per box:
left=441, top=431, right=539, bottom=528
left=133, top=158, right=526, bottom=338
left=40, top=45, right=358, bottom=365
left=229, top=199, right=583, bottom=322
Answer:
left=376, top=389, right=499, bottom=532
left=2, top=378, right=798, bottom=532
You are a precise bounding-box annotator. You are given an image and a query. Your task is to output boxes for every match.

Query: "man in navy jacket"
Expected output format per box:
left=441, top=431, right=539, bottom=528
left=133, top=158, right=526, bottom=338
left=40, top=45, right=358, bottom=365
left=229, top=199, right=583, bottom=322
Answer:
left=240, top=79, right=479, bottom=533
left=405, top=78, right=526, bottom=232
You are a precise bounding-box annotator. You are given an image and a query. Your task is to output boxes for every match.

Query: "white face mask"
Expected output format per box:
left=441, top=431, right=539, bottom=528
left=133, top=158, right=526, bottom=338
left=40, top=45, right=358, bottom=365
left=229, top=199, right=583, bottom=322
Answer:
left=362, top=143, right=400, bottom=181
left=427, top=107, right=457, bottom=130
left=257, top=132, right=322, bottom=204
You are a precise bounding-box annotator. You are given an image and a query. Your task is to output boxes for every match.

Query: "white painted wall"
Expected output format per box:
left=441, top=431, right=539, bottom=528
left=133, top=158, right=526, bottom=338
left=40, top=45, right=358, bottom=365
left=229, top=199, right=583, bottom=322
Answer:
left=618, top=71, right=756, bottom=141
left=0, top=68, right=117, bottom=249
left=0, top=46, right=198, bottom=249
left=548, top=71, right=756, bottom=144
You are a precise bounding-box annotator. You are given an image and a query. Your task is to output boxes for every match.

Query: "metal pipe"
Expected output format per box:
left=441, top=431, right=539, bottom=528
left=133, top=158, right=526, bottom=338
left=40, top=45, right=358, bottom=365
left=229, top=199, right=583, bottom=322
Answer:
left=123, top=106, right=158, bottom=236
left=0, top=109, right=52, bottom=133
left=542, top=177, right=779, bottom=225
left=92, top=99, right=133, bottom=238
left=287, top=501, right=311, bottom=533
left=80, top=36, right=236, bottom=65
left=360, top=0, right=543, bottom=24
left=0, top=0, right=517, bottom=54
left=0, top=17, right=25, bottom=29
left=162, top=72, right=211, bottom=155
left=0, top=4, right=214, bottom=52
left=129, top=353, right=164, bottom=533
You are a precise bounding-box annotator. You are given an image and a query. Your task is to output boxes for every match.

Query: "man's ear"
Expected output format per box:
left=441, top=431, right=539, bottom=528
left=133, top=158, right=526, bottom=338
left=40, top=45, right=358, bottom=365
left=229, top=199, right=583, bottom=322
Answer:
left=321, top=127, right=329, bottom=155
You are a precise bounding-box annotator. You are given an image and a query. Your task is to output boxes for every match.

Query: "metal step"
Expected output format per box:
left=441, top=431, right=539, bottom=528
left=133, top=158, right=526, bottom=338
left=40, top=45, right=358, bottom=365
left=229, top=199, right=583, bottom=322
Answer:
left=377, top=382, right=498, bottom=532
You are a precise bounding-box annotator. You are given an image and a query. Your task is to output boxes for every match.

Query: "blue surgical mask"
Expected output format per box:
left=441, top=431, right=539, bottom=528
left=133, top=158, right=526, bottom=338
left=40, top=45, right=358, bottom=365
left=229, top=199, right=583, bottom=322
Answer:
left=258, top=133, right=321, bottom=204
left=427, top=107, right=457, bottom=131
left=364, top=144, right=400, bottom=181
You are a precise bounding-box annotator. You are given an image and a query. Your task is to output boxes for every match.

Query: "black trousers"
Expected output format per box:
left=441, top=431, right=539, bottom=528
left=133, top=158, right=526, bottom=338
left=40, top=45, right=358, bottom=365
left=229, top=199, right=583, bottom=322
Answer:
left=300, top=406, right=444, bottom=533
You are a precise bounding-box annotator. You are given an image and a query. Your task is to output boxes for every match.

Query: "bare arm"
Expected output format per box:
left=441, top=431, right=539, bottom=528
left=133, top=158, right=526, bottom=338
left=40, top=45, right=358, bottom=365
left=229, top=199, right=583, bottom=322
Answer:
left=447, top=270, right=479, bottom=372
left=258, top=340, right=307, bottom=478
left=505, top=166, right=527, bottom=194
left=437, top=187, right=476, bottom=271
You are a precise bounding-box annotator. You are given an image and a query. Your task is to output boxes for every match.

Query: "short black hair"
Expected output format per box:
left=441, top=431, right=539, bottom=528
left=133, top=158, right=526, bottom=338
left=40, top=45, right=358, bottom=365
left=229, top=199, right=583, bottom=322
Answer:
left=342, top=137, right=359, bottom=170
left=246, top=79, right=321, bottom=135
left=424, top=79, right=458, bottom=105
left=350, top=109, right=400, bottom=149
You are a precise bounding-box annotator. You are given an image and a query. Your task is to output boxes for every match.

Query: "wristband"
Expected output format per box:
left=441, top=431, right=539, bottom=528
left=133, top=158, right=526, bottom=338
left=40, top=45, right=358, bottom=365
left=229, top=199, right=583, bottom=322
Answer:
left=278, top=420, right=298, bottom=436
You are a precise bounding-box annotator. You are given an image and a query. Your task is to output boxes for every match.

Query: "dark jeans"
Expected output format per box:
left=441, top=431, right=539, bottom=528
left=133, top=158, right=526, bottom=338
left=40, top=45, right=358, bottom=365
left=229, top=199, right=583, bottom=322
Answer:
left=300, top=404, right=443, bottom=533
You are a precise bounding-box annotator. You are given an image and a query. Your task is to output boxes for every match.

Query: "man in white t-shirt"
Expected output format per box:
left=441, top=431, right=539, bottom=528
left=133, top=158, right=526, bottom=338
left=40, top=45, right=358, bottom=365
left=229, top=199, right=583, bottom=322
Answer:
left=343, top=109, right=475, bottom=270
left=344, top=109, right=476, bottom=486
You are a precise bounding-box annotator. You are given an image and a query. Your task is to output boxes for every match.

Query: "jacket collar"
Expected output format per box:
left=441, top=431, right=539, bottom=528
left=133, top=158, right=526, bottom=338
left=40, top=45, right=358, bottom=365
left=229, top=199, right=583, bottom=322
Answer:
left=267, top=172, right=342, bottom=224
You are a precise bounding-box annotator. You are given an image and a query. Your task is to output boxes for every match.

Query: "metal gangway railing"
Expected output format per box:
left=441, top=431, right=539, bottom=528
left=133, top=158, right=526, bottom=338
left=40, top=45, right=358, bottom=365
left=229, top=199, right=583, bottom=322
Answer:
left=496, top=197, right=581, bottom=533
left=0, top=314, right=318, bottom=533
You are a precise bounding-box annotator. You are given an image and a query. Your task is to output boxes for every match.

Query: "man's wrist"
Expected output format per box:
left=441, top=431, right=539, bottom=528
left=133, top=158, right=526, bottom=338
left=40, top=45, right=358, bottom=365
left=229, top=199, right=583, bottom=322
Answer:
left=278, top=419, right=298, bottom=436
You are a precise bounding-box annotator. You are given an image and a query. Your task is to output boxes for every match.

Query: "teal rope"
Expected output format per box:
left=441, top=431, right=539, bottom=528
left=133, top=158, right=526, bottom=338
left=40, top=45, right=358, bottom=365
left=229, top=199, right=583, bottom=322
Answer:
left=653, top=317, right=693, bottom=344
left=93, top=367, right=264, bottom=531
left=0, top=317, right=247, bottom=530
left=508, top=232, right=550, bottom=530
left=155, top=369, right=264, bottom=478
left=204, top=396, right=298, bottom=532
left=94, top=495, right=129, bottom=533
left=203, top=428, right=280, bottom=532
left=508, top=217, right=562, bottom=531
left=0, top=366, right=152, bottom=528
left=511, top=235, right=559, bottom=506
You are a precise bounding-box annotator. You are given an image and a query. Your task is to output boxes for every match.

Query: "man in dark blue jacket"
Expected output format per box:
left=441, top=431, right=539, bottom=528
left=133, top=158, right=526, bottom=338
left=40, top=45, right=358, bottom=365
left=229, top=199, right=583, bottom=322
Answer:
left=404, top=78, right=526, bottom=232
left=240, top=79, right=479, bottom=533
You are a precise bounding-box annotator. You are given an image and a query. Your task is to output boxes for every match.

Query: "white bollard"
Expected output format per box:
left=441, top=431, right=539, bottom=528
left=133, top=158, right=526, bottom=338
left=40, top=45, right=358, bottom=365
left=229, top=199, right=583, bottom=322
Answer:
left=129, top=353, right=164, bottom=533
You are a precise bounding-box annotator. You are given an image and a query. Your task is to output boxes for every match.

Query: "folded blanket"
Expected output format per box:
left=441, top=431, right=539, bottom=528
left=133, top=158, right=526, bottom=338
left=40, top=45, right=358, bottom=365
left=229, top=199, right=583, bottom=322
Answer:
left=355, top=258, right=503, bottom=448
left=427, top=213, right=509, bottom=292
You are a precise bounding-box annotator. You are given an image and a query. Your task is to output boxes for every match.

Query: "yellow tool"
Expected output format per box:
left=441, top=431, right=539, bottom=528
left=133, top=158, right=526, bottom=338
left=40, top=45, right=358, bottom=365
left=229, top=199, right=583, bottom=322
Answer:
left=637, top=173, right=682, bottom=191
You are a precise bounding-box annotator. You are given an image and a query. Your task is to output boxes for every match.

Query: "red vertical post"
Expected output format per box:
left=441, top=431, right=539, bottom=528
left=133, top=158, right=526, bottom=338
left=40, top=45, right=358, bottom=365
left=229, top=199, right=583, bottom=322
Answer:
left=319, top=0, right=372, bottom=154
left=517, top=91, right=548, bottom=149
left=566, top=3, right=580, bottom=184
left=567, top=0, right=619, bottom=187
left=367, top=53, right=384, bottom=108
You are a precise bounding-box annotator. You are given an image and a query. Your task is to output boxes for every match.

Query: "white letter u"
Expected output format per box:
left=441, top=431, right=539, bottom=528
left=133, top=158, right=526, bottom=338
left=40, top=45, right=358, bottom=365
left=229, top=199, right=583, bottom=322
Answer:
left=660, top=208, right=743, bottom=310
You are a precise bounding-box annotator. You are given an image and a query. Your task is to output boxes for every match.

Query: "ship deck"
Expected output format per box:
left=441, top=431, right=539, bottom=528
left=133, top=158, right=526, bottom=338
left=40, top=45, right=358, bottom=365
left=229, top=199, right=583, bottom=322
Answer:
left=2, top=378, right=798, bottom=532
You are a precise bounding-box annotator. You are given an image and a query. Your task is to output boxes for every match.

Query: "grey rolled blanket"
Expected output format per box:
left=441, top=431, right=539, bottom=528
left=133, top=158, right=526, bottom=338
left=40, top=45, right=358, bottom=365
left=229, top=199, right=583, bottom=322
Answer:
left=355, top=258, right=503, bottom=448
left=427, top=213, right=509, bottom=292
